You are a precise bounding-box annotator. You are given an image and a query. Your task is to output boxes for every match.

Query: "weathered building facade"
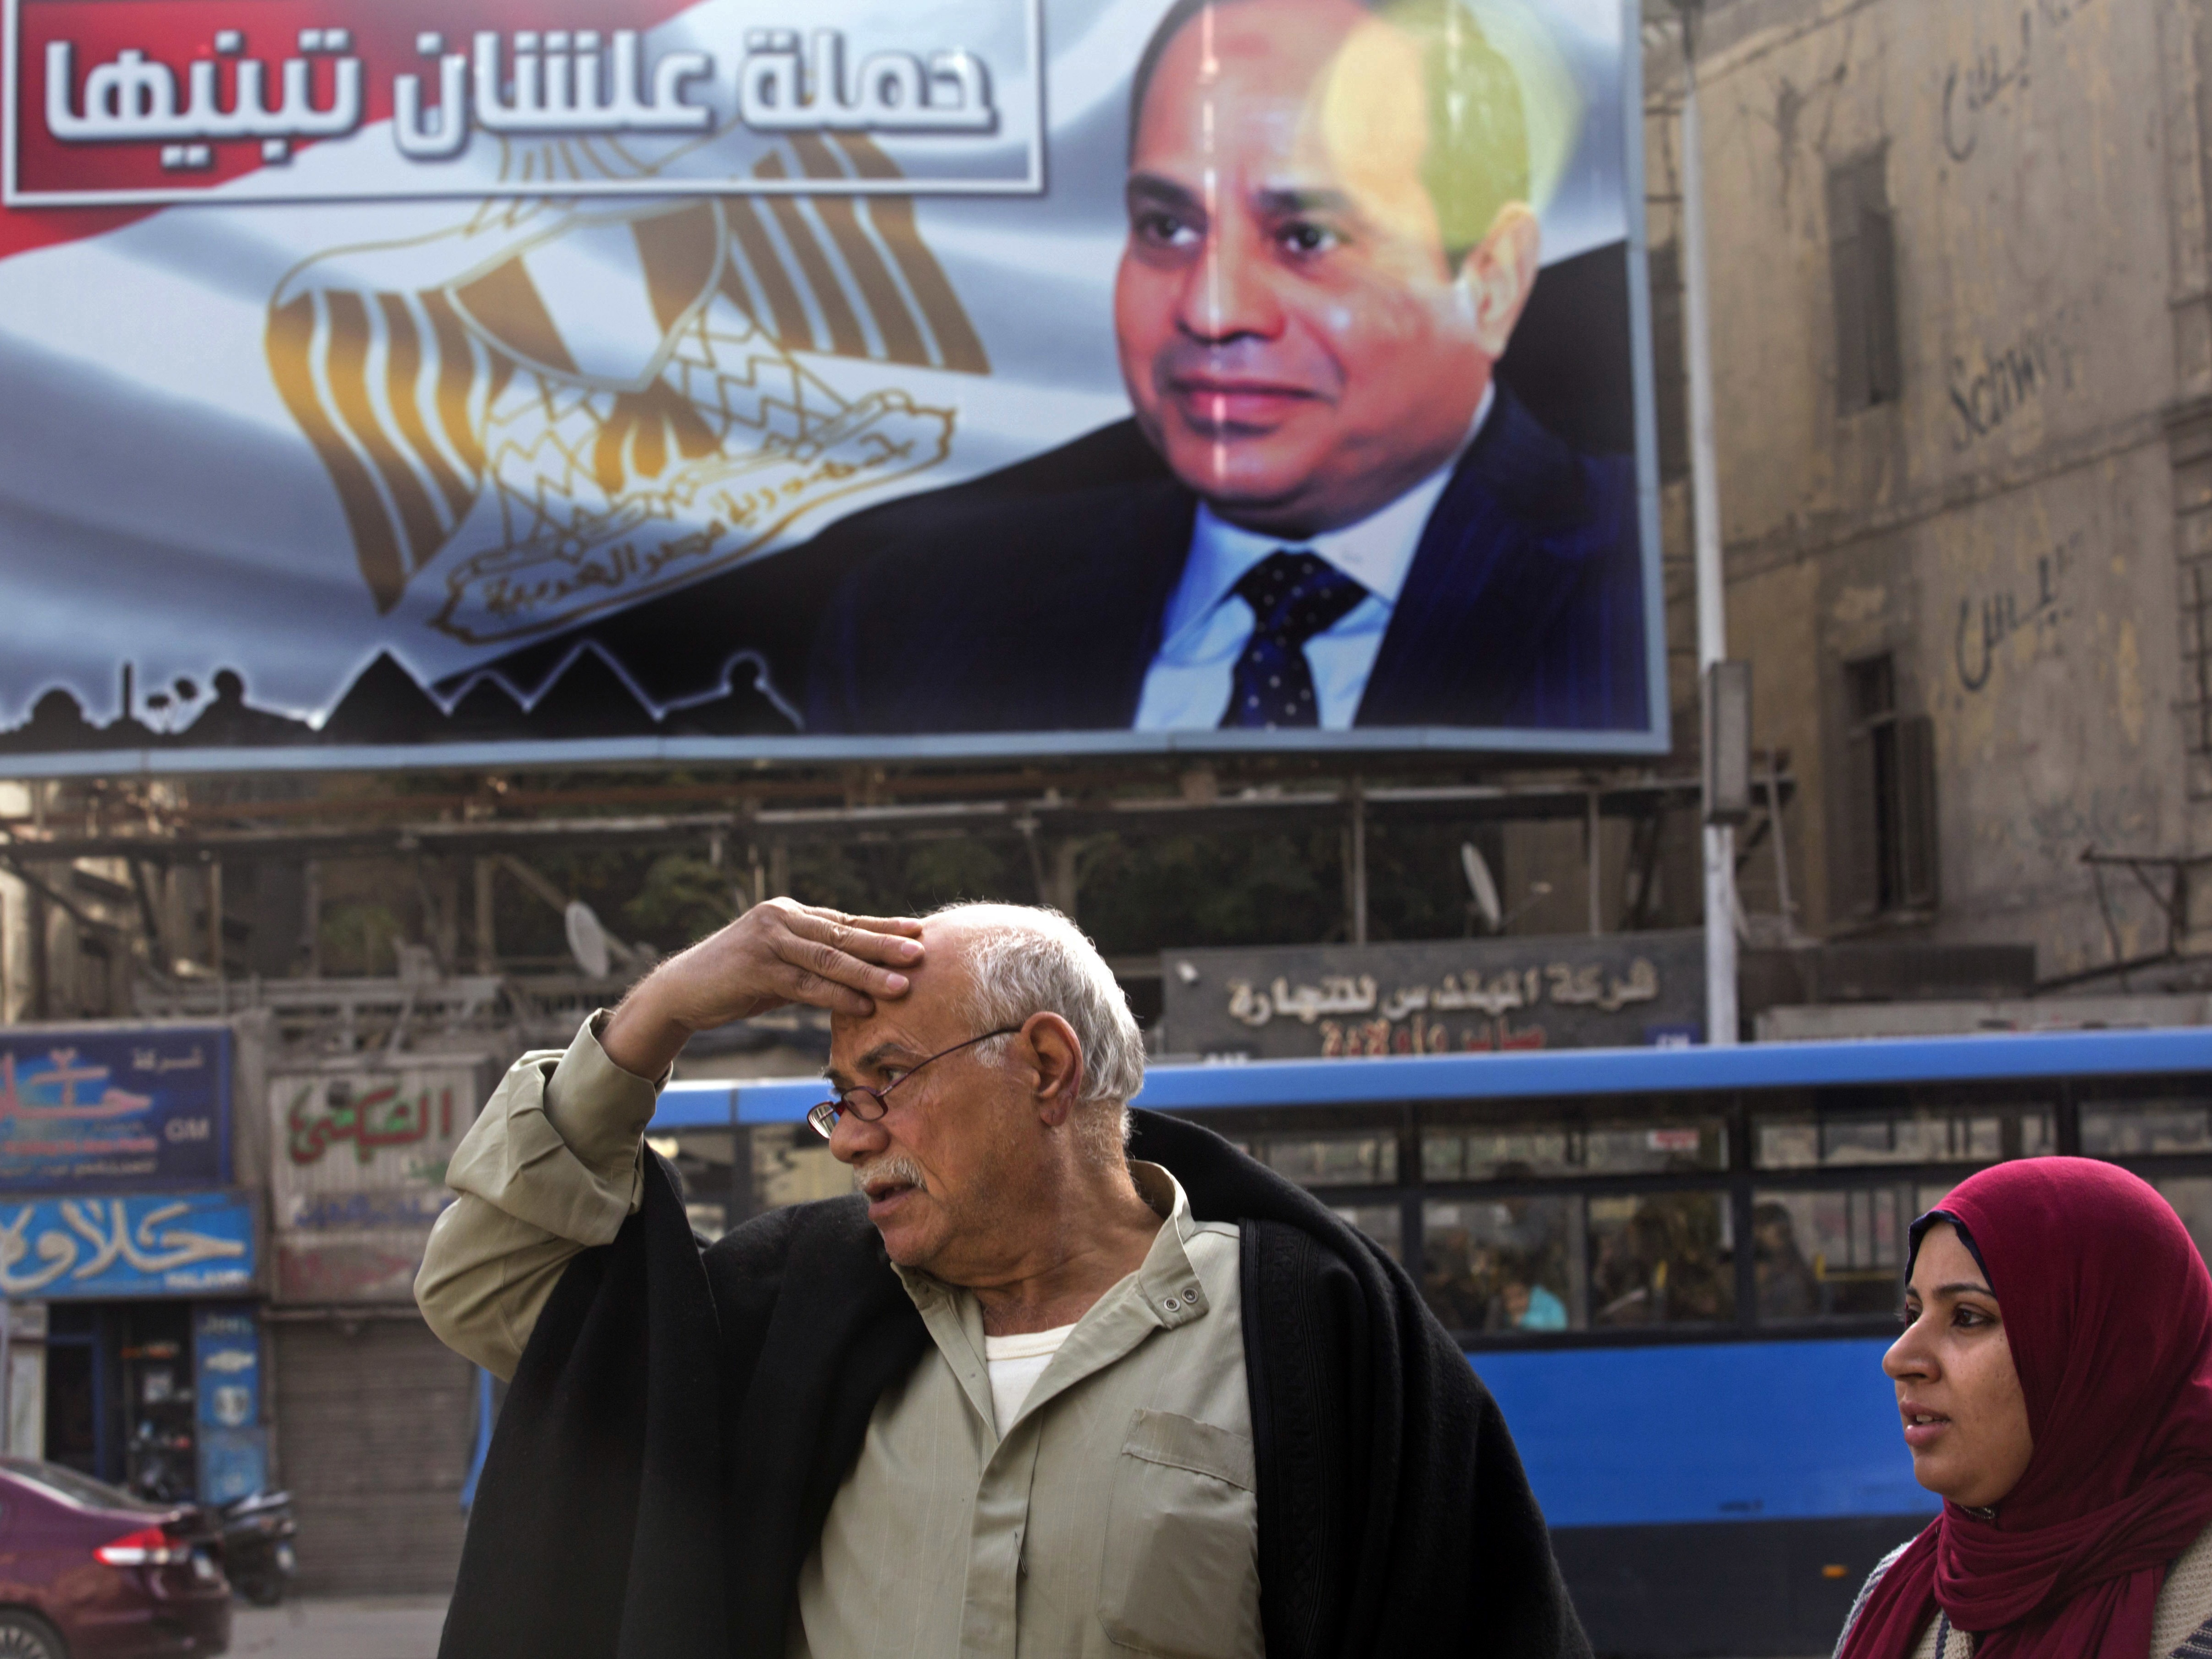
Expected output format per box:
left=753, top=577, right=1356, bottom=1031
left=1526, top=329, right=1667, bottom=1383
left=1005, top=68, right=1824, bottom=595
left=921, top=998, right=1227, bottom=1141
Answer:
left=1646, top=0, right=2212, bottom=981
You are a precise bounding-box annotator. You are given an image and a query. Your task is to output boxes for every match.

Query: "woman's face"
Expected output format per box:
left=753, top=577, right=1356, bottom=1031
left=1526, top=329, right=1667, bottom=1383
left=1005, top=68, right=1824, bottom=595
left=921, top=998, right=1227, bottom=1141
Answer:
left=1882, top=1222, right=2035, bottom=1509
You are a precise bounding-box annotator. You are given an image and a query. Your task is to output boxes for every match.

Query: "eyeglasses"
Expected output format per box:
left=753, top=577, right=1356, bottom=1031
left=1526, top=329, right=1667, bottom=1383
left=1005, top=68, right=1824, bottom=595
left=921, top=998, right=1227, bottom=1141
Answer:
left=806, top=1027, right=1023, bottom=1140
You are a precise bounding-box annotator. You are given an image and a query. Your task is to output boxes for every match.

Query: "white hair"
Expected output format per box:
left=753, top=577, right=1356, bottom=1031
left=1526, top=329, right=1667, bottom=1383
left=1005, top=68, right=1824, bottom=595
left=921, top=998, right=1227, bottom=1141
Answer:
left=930, top=902, right=1144, bottom=1159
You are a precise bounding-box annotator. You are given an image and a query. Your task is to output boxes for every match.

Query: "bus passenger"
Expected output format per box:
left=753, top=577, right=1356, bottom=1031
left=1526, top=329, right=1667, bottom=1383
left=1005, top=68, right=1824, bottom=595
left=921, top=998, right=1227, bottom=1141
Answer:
left=1834, top=1158, right=2212, bottom=1659
left=1488, top=1254, right=1569, bottom=1332
left=1752, top=1200, right=1819, bottom=1320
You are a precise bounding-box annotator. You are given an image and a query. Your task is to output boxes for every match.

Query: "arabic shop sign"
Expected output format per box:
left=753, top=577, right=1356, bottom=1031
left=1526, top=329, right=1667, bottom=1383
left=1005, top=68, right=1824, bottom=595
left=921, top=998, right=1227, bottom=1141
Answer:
left=194, top=1304, right=267, bottom=1503
left=0, top=1190, right=255, bottom=1298
left=0, top=1026, right=230, bottom=1189
left=7, top=1, right=1043, bottom=206
left=269, top=1060, right=484, bottom=1303
left=1160, top=932, right=1706, bottom=1061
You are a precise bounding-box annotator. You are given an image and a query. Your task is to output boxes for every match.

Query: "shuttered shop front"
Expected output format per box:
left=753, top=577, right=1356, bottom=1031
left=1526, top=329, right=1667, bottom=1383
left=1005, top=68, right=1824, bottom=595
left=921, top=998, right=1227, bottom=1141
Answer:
left=273, top=1318, right=476, bottom=1594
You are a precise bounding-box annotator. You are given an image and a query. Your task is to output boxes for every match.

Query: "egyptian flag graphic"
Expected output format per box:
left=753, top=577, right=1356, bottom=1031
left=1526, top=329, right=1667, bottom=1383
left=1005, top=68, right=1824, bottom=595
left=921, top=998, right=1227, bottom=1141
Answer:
left=0, top=0, right=1101, bottom=734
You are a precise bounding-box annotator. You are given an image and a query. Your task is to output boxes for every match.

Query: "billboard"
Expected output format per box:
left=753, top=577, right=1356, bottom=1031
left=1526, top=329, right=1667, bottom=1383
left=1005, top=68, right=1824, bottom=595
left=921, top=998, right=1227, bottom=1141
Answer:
left=0, top=0, right=1661, bottom=770
left=0, top=1025, right=230, bottom=1187
left=268, top=1059, right=483, bottom=1301
left=1161, top=930, right=1703, bottom=1057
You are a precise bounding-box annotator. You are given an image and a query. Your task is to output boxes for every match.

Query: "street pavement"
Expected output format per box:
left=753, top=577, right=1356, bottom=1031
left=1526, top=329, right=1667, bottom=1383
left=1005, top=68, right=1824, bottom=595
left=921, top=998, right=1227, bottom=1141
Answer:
left=228, top=1596, right=449, bottom=1658
left=220, top=1598, right=1825, bottom=1659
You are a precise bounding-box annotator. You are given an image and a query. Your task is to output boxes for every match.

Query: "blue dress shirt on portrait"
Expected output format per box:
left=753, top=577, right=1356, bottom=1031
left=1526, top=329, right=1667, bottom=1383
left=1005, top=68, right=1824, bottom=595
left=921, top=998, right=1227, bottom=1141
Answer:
left=1134, top=388, right=1494, bottom=732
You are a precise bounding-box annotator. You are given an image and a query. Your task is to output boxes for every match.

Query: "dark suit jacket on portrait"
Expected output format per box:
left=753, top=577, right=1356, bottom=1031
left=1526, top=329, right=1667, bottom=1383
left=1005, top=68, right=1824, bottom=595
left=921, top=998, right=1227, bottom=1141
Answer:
left=805, top=384, right=1649, bottom=736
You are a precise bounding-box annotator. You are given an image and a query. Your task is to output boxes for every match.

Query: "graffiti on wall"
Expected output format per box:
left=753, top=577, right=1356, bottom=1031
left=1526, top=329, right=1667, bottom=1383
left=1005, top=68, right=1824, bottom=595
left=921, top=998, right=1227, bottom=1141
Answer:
left=1957, top=537, right=2074, bottom=692
left=1941, top=0, right=2107, bottom=165
left=1946, top=322, right=2071, bottom=450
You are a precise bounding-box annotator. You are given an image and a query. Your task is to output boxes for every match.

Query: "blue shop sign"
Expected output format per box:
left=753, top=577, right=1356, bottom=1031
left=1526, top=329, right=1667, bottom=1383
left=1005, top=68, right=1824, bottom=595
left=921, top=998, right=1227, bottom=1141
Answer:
left=195, top=1306, right=267, bottom=1502
left=0, top=1191, right=255, bottom=1299
left=0, top=1027, right=230, bottom=1188
left=194, top=1307, right=260, bottom=1430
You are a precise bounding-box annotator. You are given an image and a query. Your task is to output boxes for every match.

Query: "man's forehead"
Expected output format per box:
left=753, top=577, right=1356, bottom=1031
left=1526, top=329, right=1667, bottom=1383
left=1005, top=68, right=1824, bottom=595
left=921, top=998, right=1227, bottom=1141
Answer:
left=827, top=919, right=974, bottom=1058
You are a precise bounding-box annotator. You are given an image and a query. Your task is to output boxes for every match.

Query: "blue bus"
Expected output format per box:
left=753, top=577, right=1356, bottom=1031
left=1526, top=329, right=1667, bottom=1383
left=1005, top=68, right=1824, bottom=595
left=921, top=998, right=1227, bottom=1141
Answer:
left=649, top=1027, right=2212, bottom=1657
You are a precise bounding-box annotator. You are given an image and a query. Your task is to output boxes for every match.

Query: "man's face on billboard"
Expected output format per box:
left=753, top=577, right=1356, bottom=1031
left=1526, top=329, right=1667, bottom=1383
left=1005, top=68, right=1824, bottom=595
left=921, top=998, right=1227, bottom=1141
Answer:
left=1116, top=0, right=1540, bottom=537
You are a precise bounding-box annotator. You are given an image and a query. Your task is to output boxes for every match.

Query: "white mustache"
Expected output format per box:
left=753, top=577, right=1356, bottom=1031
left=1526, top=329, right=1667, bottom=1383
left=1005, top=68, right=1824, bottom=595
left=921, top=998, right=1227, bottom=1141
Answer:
left=855, top=1155, right=927, bottom=1197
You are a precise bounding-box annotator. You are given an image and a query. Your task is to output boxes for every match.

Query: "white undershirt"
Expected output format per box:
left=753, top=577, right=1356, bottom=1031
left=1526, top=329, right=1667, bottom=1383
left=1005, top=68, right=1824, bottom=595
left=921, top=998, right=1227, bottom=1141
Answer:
left=981, top=1323, right=1076, bottom=1434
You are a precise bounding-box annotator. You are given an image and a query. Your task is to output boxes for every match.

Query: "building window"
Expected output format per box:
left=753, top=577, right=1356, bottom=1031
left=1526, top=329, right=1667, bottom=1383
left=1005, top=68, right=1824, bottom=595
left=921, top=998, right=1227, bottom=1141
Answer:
left=1647, top=242, right=1690, bottom=483
left=1841, top=654, right=1938, bottom=919
left=1827, top=151, right=1902, bottom=412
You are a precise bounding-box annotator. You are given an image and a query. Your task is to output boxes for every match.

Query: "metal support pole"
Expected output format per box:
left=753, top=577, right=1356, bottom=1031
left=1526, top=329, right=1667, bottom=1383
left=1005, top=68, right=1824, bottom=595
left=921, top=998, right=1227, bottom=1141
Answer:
left=1350, top=781, right=1368, bottom=946
left=303, top=858, right=323, bottom=977
left=1765, top=754, right=1796, bottom=937
left=27, top=883, right=49, bottom=1021
left=1586, top=791, right=1603, bottom=937
left=1680, top=4, right=1740, bottom=1045
left=2, top=1296, right=16, bottom=1459
left=472, top=857, right=496, bottom=974
left=207, top=860, right=228, bottom=1014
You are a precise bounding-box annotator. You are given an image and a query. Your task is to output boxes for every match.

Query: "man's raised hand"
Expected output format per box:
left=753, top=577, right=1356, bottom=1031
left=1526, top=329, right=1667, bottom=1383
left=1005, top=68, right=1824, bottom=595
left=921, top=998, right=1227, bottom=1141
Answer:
left=601, top=899, right=925, bottom=1079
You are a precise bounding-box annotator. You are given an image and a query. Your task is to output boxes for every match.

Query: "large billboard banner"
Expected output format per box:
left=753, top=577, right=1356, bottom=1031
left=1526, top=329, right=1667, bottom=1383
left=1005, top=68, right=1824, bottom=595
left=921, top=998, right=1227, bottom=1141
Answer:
left=0, top=0, right=1660, bottom=768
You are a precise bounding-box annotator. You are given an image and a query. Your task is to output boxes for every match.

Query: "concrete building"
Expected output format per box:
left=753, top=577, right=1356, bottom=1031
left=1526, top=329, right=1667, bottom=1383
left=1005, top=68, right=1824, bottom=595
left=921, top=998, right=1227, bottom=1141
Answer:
left=1643, top=0, right=2212, bottom=983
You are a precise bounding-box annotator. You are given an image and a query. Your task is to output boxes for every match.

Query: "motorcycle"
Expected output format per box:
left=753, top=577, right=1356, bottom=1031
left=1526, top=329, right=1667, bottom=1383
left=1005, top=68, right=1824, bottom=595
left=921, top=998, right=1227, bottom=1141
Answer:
left=217, top=1490, right=297, bottom=1607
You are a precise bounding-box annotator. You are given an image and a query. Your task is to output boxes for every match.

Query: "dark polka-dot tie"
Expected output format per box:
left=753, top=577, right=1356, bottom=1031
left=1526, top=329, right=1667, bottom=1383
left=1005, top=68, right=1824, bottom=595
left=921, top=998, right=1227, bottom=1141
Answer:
left=1219, top=550, right=1368, bottom=729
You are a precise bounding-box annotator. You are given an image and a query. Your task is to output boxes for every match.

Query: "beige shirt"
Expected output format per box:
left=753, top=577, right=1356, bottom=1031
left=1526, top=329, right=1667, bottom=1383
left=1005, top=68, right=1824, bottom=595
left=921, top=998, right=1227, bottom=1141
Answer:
left=1839, top=1521, right=2212, bottom=1658
left=415, top=1018, right=1265, bottom=1659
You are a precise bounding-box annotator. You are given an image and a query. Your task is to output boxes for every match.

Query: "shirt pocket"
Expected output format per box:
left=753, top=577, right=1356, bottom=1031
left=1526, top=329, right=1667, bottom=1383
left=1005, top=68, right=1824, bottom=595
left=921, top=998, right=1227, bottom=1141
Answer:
left=1096, top=1408, right=1262, bottom=1658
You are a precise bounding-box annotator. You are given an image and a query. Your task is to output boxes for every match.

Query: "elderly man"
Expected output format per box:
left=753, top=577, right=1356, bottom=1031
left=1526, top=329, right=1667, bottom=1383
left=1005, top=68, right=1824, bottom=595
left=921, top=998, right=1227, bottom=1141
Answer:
left=420, top=899, right=1588, bottom=1659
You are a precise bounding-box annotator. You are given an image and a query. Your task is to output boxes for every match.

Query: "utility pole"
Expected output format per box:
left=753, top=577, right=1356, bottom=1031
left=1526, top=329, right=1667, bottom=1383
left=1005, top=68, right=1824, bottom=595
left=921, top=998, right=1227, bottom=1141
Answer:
left=1676, top=0, right=1739, bottom=1045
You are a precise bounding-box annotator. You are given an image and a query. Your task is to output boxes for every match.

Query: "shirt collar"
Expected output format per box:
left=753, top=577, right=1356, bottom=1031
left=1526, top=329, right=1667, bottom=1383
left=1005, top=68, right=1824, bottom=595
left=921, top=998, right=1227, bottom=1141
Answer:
left=1166, top=383, right=1495, bottom=642
left=889, top=1160, right=1207, bottom=1328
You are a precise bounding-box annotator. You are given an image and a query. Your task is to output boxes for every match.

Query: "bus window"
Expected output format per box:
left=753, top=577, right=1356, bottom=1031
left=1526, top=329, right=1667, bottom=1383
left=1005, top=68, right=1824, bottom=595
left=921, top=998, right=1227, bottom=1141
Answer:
left=1755, top=1105, right=2053, bottom=1168
left=1750, top=1187, right=1910, bottom=1319
left=1248, top=1133, right=1397, bottom=1188
left=645, top=1130, right=739, bottom=1237
left=2081, top=1100, right=2212, bottom=1156
left=1587, top=1192, right=1735, bottom=1326
left=753, top=1125, right=850, bottom=1211
left=1424, top=1119, right=1726, bottom=1181
left=1332, top=1204, right=1404, bottom=1261
left=1421, top=1198, right=1580, bottom=1334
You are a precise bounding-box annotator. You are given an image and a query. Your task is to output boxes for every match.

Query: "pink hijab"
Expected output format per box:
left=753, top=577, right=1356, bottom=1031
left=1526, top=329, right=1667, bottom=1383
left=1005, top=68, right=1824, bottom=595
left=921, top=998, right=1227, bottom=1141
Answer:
left=1839, top=1158, right=2212, bottom=1659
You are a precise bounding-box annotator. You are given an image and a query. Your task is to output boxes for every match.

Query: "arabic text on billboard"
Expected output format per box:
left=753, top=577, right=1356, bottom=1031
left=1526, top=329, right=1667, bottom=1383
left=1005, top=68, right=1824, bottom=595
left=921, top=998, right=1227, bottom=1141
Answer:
left=0, top=0, right=1659, bottom=767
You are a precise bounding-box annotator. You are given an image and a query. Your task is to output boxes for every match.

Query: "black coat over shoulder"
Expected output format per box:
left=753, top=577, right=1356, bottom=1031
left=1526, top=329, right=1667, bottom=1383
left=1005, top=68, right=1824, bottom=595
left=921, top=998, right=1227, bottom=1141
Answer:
left=438, top=1110, right=1593, bottom=1659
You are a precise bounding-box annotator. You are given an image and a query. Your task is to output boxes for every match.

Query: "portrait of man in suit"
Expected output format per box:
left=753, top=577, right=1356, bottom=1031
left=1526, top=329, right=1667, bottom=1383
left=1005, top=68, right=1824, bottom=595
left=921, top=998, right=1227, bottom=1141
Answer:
left=805, top=0, right=1649, bottom=737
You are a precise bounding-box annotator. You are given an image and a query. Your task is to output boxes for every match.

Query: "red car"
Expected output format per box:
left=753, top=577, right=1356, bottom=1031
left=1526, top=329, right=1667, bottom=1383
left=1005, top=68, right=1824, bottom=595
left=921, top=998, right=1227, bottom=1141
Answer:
left=0, top=1460, right=229, bottom=1658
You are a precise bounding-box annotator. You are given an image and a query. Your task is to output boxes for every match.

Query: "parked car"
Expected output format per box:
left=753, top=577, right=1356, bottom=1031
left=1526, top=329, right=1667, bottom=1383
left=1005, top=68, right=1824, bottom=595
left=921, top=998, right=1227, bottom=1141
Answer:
left=0, top=1458, right=229, bottom=1657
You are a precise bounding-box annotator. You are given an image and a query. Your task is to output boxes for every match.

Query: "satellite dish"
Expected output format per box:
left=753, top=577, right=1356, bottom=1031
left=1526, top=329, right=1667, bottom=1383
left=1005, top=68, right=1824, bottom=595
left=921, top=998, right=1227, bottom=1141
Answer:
left=1461, top=842, right=1502, bottom=932
left=564, top=901, right=612, bottom=980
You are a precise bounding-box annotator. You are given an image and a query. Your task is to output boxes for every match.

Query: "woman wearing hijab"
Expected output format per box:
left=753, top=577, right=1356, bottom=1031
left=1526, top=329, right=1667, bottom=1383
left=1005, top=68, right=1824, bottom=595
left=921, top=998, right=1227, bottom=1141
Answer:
left=1833, top=1157, right=2212, bottom=1658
